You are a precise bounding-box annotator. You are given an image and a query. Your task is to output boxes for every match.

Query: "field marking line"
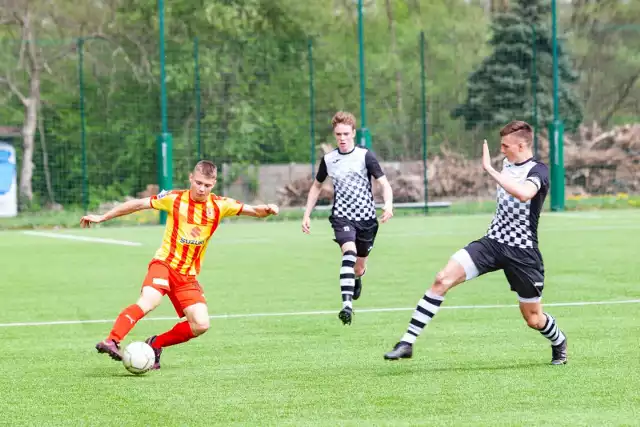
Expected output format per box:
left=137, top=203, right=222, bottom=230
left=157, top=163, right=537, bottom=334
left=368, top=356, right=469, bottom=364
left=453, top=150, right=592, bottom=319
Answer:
left=1, top=298, right=639, bottom=328
left=22, top=231, right=142, bottom=246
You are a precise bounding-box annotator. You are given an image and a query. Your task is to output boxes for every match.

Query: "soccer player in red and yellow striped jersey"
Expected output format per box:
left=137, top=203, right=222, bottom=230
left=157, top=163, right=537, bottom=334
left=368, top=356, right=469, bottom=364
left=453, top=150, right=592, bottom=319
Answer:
left=81, top=160, right=279, bottom=369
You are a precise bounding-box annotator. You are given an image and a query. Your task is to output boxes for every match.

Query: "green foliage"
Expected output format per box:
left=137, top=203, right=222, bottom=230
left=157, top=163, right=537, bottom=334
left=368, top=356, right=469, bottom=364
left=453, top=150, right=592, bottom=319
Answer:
left=567, top=1, right=640, bottom=127
left=452, top=0, right=583, bottom=133
left=2, top=0, right=638, bottom=213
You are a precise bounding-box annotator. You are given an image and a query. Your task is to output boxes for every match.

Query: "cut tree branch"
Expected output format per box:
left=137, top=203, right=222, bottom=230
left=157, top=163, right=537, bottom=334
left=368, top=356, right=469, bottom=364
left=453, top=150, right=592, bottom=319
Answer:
left=601, top=73, right=640, bottom=126
left=0, top=75, right=27, bottom=104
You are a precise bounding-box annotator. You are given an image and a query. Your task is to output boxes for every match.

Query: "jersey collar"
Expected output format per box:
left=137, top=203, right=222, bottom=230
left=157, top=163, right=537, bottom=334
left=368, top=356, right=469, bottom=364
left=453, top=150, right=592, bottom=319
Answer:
left=337, top=146, right=356, bottom=155
left=513, top=157, right=534, bottom=166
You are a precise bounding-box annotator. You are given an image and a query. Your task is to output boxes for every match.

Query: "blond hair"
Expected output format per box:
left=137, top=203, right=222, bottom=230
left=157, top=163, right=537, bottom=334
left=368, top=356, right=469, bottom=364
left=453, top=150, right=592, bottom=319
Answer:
left=193, top=160, right=217, bottom=178
left=331, top=111, right=356, bottom=130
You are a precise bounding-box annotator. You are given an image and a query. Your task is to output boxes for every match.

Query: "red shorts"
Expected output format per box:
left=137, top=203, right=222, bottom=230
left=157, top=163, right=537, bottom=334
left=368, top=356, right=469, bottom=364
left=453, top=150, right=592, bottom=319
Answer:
left=142, top=260, right=207, bottom=318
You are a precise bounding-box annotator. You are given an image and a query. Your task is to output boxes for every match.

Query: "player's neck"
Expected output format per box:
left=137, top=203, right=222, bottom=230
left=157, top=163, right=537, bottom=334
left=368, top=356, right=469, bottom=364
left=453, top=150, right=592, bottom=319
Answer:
left=189, top=189, right=208, bottom=203
left=512, top=150, right=534, bottom=165
left=337, top=144, right=355, bottom=154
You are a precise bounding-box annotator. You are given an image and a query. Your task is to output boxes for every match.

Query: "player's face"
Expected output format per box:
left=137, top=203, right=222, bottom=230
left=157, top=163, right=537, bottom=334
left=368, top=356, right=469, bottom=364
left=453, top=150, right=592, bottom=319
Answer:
left=500, top=135, right=524, bottom=163
left=333, top=123, right=356, bottom=153
left=189, top=170, right=217, bottom=202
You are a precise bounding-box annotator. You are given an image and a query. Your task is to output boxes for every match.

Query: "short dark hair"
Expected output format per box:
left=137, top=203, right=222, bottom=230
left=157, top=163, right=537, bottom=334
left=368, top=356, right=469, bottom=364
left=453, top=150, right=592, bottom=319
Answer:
left=500, top=120, right=533, bottom=146
left=193, top=160, right=217, bottom=178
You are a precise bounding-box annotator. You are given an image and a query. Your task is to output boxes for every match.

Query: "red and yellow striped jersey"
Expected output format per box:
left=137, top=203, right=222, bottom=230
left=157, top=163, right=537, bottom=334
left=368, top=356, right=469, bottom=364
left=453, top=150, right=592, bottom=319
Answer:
left=149, top=190, right=244, bottom=276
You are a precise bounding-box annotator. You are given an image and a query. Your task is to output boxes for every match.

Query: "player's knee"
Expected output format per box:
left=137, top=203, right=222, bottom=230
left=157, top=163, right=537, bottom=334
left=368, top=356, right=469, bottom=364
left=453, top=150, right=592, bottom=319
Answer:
left=190, top=319, right=210, bottom=336
left=524, top=312, right=544, bottom=329
left=431, top=271, right=453, bottom=296
left=137, top=287, right=163, bottom=314
left=135, top=298, right=159, bottom=314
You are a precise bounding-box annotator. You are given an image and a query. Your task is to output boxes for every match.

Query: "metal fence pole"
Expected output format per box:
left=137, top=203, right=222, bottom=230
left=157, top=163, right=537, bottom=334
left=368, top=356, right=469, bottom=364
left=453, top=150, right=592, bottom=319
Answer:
left=194, top=37, right=202, bottom=161
left=308, top=37, right=316, bottom=178
left=77, top=37, right=88, bottom=214
left=420, top=31, right=428, bottom=214
left=550, top=0, right=565, bottom=211
left=156, top=0, right=173, bottom=224
left=531, top=24, right=539, bottom=157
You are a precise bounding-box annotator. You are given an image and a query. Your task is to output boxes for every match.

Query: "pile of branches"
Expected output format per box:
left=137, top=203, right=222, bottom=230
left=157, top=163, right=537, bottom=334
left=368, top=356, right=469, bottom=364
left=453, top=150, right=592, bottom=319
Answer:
left=537, top=122, right=640, bottom=195
left=276, top=123, right=640, bottom=206
left=276, top=144, right=500, bottom=206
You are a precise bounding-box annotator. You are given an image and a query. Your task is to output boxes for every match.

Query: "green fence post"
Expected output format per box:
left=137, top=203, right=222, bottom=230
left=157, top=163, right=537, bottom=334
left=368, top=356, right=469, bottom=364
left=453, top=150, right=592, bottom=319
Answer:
left=531, top=24, right=539, bottom=157
left=420, top=31, right=428, bottom=214
left=550, top=0, right=565, bottom=211
left=194, top=37, right=202, bottom=161
left=77, top=37, right=88, bottom=214
left=308, top=37, right=316, bottom=178
left=549, top=120, right=564, bottom=210
left=157, top=0, right=173, bottom=224
left=357, top=0, right=371, bottom=149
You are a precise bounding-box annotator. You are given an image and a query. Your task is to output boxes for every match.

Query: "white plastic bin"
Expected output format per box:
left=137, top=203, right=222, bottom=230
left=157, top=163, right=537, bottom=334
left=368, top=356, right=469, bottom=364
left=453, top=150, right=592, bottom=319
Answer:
left=0, top=141, right=18, bottom=217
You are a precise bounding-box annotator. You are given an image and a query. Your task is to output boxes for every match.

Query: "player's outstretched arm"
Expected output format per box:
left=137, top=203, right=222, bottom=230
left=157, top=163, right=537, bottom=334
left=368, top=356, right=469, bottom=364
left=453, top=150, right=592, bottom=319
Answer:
left=301, top=180, right=323, bottom=234
left=240, top=204, right=279, bottom=218
left=80, top=197, right=152, bottom=228
left=376, top=175, right=394, bottom=223
left=482, top=140, right=538, bottom=202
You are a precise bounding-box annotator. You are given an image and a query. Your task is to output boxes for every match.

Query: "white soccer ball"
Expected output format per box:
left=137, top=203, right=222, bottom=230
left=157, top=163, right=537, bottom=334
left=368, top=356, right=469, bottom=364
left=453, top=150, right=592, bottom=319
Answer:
left=122, top=341, right=156, bottom=375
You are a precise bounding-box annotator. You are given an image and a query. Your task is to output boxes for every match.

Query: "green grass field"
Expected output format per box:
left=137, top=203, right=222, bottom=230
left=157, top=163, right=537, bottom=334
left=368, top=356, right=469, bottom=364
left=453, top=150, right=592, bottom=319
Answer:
left=1, top=210, right=639, bottom=426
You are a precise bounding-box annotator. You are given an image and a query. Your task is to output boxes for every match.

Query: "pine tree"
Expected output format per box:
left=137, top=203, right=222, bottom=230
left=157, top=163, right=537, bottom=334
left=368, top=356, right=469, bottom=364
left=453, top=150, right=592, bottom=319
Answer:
left=451, top=0, right=582, bottom=133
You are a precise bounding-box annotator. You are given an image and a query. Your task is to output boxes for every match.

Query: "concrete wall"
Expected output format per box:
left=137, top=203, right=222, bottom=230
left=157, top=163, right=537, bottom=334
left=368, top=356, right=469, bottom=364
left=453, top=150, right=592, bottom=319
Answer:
left=222, top=161, right=420, bottom=204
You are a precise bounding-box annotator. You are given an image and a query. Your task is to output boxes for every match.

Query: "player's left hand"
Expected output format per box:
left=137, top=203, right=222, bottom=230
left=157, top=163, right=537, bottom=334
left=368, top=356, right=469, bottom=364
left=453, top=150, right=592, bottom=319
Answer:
left=380, top=205, right=393, bottom=223
left=482, top=139, right=494, bottom=173
left=266, top=204, right=279, bottom=216
left=80, top=214, right=104, bottom=228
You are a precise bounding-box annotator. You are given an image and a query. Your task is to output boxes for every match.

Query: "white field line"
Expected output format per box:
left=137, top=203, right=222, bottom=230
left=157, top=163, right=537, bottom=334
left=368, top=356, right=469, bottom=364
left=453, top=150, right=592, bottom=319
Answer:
left=22, top=231, right=142, bottom=246
left=1, top=298, right=639, bottom=328
left=11, top=222, right=640, bottom=246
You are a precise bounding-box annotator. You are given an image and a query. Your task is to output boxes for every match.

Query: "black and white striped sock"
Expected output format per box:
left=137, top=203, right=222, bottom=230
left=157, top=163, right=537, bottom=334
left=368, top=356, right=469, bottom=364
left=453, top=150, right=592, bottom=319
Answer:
left=401, top=290, right=445, bottom=344
left=340, top=250, right=357, bottom=309
left=538, top=313, right=566, bottom=346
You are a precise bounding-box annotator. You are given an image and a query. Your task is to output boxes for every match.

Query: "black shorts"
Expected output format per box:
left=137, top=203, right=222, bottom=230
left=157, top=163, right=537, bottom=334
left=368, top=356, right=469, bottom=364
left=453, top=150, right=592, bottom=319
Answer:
left=329, top=216, right=379, bottom=258
left=453, top=236, right=545, bottom=301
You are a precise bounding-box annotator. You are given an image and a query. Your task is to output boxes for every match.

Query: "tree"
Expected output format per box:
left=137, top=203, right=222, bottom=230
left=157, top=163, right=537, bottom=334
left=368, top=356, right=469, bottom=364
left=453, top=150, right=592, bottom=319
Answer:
left=568, top=0, right=640, bottom=126
left=0, top=0, right=112, bottom=208
left=451, top=0, right=583, bottom=133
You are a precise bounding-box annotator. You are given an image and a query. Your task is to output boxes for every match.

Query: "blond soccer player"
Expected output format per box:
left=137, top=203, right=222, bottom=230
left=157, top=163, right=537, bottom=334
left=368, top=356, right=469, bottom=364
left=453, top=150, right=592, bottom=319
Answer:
left=302, top=111, right=393, bottom=325
left=82, top=160, right=279, bottom=369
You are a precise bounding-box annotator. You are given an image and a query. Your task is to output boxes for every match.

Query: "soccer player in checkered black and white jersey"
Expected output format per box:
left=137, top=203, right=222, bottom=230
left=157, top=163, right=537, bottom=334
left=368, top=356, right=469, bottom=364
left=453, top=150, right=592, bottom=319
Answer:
left=302, top=111, right=394, bottom=325
left=80, top=160, right=280, bottom=369
left=384, top=121, right=568, bottom=365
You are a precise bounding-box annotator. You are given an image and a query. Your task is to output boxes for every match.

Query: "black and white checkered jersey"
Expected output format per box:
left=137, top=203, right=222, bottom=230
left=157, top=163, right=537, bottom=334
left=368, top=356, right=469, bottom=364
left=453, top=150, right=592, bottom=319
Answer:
left=316, top=147, right=385, bottom=221
left=486, top=157, right=550, bottom=249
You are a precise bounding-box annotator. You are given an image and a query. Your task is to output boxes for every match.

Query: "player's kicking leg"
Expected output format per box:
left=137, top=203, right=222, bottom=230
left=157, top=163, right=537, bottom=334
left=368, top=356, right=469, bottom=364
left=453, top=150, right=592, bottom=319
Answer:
left=96, top=286, right=163, bottom=361
left=385, top=238, right=499, bottom=360
left=145, top=283, right=210, bottom=370
left=384, top=248, right=476, bottom=360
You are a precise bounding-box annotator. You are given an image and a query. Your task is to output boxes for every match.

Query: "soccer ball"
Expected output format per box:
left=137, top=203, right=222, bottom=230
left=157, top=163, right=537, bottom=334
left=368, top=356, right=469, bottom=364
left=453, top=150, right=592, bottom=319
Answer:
left=122, top=341, right=156, bottom=375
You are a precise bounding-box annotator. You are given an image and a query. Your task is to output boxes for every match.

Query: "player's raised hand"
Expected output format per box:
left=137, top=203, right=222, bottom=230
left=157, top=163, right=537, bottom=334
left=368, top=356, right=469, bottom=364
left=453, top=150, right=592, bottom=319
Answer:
left=482, top=139, right=494, bottom=173
left=301, top=216, right=311, bottom=234
left=380, top=204, right=394, bottom=223
left=266, top=204, right=279, bottom=216
left=80, top=214, right=104, bottom=228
